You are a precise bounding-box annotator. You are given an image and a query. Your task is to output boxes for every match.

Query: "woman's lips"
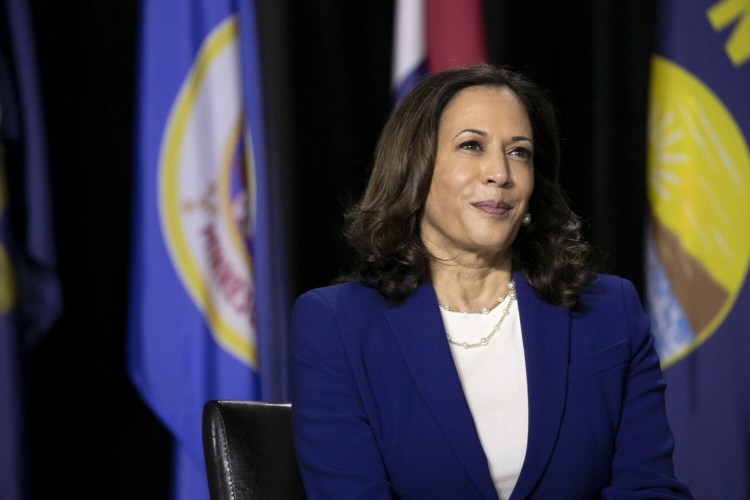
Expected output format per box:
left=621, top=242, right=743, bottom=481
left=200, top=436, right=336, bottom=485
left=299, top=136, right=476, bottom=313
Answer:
left=471, top=200, right=512, bottom=216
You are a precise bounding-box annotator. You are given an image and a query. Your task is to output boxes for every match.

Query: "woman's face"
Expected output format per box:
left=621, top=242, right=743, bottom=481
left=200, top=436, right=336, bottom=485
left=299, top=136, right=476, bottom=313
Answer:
left=420, top=85, right=534, bottom=262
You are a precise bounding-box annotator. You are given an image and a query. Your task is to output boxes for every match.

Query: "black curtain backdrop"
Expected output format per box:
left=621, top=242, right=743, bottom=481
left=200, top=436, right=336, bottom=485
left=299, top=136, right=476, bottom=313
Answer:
left=22, top=1, right=653, bottom=497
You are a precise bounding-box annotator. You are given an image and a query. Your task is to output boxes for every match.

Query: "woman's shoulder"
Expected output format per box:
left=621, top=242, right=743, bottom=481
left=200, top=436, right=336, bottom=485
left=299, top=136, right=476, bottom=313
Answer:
left=575, top=273, right=644, bottom=320
left=581, top=273, right=639, bottom=301
left=571, top=274, right=650, bottom=350
left=291, top=281, right=395, bottom=350
left=294, top=280, right=388, bottom=313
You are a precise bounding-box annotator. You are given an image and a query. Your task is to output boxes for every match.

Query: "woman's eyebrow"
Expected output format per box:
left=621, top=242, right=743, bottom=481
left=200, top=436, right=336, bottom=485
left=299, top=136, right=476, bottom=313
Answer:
left=511, top=135, right=533, bottom=143
left=452, top=130, right=534, bottom=144
left=453, top=128, right=487, bottom=138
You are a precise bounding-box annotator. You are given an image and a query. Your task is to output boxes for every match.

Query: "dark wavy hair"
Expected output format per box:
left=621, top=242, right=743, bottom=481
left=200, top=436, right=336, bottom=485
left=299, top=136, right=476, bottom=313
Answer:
left=343, top=64, right=597, bottom=308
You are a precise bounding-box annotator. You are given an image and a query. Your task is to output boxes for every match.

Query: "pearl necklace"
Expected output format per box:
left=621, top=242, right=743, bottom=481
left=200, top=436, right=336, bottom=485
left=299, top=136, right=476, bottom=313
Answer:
left=439, top=280, right=516, bottom=314
left=440, top=300, right=501, bottom=315
left=444, top=280, right=516, bottom=349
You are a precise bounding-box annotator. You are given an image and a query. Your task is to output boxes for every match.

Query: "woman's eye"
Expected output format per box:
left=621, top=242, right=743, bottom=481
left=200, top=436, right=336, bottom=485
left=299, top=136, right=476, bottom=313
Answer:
left=458, top=140, right=482, bottom=151
left=508, top=147, right=533, bottom=159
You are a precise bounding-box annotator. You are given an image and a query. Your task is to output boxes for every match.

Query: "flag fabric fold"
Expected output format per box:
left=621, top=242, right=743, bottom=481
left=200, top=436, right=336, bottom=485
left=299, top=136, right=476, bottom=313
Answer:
left=129, top=0, right=287, bottom=497
left=1, top=0, right=61, bottom=498
left=392, top=0, right=487, bottom=101
left=646, top=0, right=750, bottom=497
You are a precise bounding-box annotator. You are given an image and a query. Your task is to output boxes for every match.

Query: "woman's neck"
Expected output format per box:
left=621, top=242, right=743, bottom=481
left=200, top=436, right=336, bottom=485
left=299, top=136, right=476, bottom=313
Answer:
left=429, top=252, right=513, bottom=313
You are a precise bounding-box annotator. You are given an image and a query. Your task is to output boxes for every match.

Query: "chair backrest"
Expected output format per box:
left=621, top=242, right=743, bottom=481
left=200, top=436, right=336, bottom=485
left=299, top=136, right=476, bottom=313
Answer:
left=202, top=400, right=306, bottom=500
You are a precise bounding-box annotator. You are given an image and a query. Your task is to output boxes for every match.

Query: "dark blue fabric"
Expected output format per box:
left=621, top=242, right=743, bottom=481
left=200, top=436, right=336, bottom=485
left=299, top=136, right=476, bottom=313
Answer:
left=291, top=274, right=692, bottom=499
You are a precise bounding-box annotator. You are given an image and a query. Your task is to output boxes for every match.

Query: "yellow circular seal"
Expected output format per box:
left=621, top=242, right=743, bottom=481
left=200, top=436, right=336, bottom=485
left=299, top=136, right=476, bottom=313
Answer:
left=158, top=16, right=258, bottom=368
left=647, top=55, right=750, bottom=367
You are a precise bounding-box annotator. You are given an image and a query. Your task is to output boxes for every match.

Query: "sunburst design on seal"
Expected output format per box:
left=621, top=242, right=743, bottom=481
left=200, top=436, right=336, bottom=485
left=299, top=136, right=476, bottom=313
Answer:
left=646, top=55, right=750, bottom=367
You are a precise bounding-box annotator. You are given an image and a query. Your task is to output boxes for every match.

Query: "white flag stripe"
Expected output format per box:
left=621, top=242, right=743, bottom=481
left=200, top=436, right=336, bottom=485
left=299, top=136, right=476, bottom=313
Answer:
left=392, top=0, right=425, bottom=91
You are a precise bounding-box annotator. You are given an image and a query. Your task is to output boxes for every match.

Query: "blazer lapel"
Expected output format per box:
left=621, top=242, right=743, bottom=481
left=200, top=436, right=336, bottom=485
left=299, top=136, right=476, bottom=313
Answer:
left=510, top=273, right=571, bottom=499
left=384, top=282, right=498, bottom=500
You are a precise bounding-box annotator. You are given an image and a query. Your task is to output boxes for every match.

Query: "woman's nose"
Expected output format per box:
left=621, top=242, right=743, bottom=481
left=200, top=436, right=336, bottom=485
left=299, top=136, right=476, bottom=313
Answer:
left=485, top=156, right=512, bottom=186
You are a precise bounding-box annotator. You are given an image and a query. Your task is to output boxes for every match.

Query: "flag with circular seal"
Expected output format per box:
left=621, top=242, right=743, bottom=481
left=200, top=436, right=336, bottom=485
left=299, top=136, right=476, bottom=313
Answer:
left=128, top=1, right=288, bottom=498
left=645, top=0, right=750, bottom=496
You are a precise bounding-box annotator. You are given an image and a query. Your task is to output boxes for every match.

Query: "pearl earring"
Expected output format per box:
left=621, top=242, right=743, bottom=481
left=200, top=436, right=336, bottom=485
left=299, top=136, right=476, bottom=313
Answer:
left=522, top=213, right=532, bottom=226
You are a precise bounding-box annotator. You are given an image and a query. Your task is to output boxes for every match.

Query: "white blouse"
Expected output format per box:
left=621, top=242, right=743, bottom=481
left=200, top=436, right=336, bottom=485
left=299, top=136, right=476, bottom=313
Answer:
left=441, top=297, right=528, bottom=500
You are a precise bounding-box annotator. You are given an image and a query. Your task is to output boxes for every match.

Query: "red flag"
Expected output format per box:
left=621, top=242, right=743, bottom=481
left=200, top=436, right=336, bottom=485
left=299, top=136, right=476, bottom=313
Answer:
left=426, top=0, right=487, bottom=72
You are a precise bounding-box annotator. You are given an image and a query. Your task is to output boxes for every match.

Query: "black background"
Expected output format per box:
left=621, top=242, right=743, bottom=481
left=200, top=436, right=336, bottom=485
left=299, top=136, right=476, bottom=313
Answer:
left=22, top=0, right=653, bottom=497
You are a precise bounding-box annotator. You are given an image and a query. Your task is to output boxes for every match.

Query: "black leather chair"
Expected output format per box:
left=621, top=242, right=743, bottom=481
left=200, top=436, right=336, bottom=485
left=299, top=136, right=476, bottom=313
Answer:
left=202, top=400, right=306, bottom=500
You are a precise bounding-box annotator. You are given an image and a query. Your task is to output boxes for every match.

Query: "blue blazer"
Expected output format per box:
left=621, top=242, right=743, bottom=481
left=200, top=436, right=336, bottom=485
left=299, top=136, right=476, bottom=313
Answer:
left=291, top=273, right=692, bottom=499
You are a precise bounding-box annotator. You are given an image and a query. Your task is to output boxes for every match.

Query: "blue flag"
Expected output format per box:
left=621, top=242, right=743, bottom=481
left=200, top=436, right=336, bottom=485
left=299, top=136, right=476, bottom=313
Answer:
left=1, top=0, right=62, bottom=497
left=129, top=0, right=288, bottom=497
left=645, top=0, right=750, bottom=497
left=0, top=156, right=23, bottom=500
left=0, top=45, right=23, bottom=500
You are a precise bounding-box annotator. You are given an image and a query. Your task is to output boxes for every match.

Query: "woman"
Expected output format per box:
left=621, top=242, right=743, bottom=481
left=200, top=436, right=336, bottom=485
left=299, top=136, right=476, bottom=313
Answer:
left=290, top=65, right=691, bottom=499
